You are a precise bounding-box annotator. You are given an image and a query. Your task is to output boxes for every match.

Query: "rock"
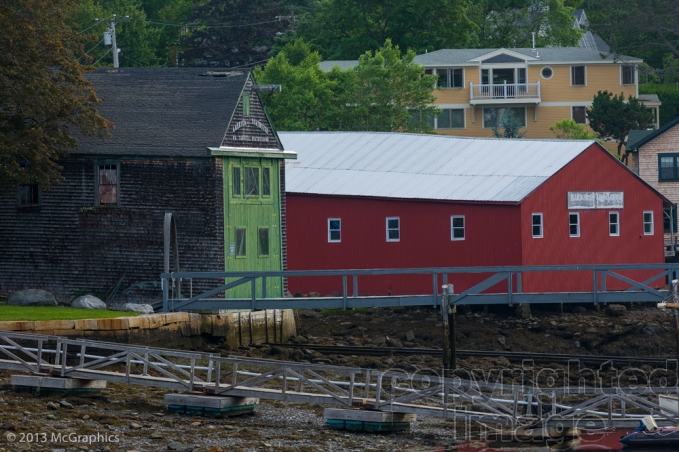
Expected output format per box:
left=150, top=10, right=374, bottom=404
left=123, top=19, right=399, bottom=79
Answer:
left=59, top=400, right=73, bottom=409
left=572, top=306, right=587, bottom=313
left=642, top=323, right=661, bottom=335
left=82, top=415, right=90, bottom=420
left=606, top=304, right=627, bottom=317
left=269, top=346, right=290, bottom=358
left=366, top=308, right=378, bottom=314
left=46, top=402, right=59, bottom=410
left=150, top=433, right=164, bottom=439
left=71, top=295, right=106, bottom=310
left=516, top=304, right=532, bottom=319
left=549, top=320, right=557, bottom=326
left=8, top=289, right=56, bottom=307
left=0, top=422, right=16, bottom=431
left=167, top=444, right=183, bottom=451
left=497, top=336, right=506, bottom=346
left=129, top=422, right=142, bottom=430
left=372, top=337, right=386, bottom=345
left=308, top=292, right=321, bottom=297
left=574, top=341, right=581, bottom=348
left=109, top=303, right=154, bottom=314
left=405, top=330, right=415, bottom=342
left=385, top=337, right=403, bottom=348
left=293, top=335, right=308, bottom=344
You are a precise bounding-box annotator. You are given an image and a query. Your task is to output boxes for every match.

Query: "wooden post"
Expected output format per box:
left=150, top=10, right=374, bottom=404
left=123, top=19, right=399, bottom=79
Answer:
left=441, top=284, right=455, bottom=376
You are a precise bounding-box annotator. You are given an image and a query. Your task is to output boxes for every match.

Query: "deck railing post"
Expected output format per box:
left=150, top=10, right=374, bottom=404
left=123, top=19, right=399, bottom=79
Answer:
left=162, top=277, right=169, bottom=312
left=342, top=276, right=348, bottom=310
left=251, top=278, right=256, bottom=312
left=433, top=273, right=438, bottom=308
left=352, top=274, right=358, bottom=298
left=262, top=276, right=267, bottom=299
left=593, top=270, right=598, bottom=306
left=508, top=271, right=513, bottom=307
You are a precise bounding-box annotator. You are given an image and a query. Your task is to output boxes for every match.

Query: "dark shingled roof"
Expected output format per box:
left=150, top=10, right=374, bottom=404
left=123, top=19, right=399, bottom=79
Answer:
left=74, top=68, right=248, bottom=157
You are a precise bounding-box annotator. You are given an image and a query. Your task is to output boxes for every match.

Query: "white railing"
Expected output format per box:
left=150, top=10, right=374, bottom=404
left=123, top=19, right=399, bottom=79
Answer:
left=470, top=81, right=540, bottom=100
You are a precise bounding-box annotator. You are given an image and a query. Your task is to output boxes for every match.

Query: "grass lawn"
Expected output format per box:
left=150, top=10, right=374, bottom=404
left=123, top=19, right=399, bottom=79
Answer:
left=0, top=305, right=140, bottom=322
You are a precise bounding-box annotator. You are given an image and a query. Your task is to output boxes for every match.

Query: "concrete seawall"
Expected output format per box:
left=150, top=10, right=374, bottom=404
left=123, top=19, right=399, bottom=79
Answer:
left=0, top=310, right=296, bottom=348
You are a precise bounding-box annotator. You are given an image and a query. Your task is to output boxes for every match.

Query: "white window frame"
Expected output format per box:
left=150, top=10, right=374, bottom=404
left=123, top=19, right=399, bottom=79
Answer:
left=435, top=68, right=464, bottom=89
left=328, top=218, right=341, bottom=243
left=643, top=211, right=654, bottom=235
left=532, top=213, right=543, bottom=238
left=386, top=217, right=400, bottom=242
left=540, top=66, right=554, bottom=80
left=451, top=215, right=465, bottom=241
left=436, top=108, right=466, bottom=130
left=570, top=65, right=587, bottom=86
left=569, top=212, right=580, bottom=237
left=609, top=211, right=620, bottom=237
left=482, top=107, right=527, bottom=129
left=571, top=106, right=587, bottom=124
left=621, top=65, right=636, bottom=86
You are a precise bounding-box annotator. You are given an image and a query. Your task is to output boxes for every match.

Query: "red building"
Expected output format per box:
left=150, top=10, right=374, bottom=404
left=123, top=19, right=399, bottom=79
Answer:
left=279, top=132, right=669, bottom=296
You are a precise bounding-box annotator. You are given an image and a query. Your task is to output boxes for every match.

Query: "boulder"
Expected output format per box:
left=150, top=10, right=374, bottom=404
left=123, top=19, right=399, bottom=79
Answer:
left=516, top=304, right=532, bottom=319
left=109, top=303, right=154, bottom=314
left=606, top=304, right=627, bottom=317
left=71, top=295, right=106, bottom=310
left=384, top=337, right=403, bottom=348
left=8, top=289, right=56, bottom=307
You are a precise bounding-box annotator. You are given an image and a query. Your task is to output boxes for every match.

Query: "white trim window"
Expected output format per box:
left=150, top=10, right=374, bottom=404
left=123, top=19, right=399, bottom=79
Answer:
left=621, top=65, right=635, bottom=85
left=571, top=65, right=586, bottom=86
left=386, top=217, right=400, bottom=242
left=609, top=212, right=620, bottom=236
left=532, top=213, right=543, bottom=238
left=437, top=109, right=465, bottom=129
left=572, top=106, right=587, bottom=124
left=435, top=68, right=464, bottom=88
left=569, top=212, right=580, bottom=237
left=328, top=218, right=341, bottom=243
left=482, top=107, right=526, bottom=129
left=643, top=211, right=654, bottom=235
left=451, top=215, right=465, bottom=241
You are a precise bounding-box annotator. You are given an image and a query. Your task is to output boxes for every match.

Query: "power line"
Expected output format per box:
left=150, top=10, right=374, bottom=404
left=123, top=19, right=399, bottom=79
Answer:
left=93, top=47, right=113, bottom=66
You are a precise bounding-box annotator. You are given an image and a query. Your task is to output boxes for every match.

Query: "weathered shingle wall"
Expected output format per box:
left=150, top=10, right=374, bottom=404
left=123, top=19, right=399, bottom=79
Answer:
left=0, top=157, right=224, bottom=301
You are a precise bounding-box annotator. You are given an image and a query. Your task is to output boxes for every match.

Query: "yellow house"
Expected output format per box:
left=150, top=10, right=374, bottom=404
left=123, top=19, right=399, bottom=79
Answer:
left=322, top=47, right=653, bottom=151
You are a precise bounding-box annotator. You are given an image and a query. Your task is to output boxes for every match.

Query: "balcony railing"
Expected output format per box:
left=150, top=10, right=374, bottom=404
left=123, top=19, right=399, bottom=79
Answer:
left=470, top=81, right=540, bottom=101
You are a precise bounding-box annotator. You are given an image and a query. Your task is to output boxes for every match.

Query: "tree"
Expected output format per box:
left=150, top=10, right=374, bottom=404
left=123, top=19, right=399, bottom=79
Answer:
left=0, top=0, right=110, bottom=188
left=491, top=110, right=526, bottom=138
left=468, top=0, right=582, bottom=48
left=337, top=40, right=440, bottom=132
left=255, top=39, right=440, bottom=132
left=296, top=0, right=475, bottom=59
left=586, top=91, right=654, bottom=161
left=549, top=119, right=599, bottom=140
left=253, top=40, right=338, bottom=131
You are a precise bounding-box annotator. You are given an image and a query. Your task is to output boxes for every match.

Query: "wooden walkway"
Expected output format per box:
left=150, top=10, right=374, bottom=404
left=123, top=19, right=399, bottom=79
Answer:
left=1, top=330, right=678, bottom=429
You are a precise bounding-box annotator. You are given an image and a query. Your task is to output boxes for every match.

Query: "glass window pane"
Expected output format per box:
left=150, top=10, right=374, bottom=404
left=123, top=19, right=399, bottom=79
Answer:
left=258, top=228, right=269, bottom=255
left=483, top=108, right=498, bottom=128
left=330, top=230, right=340, bottom=241
left=533, top=225, right=541, bottom=236
left=233, top=167, right=241, bottom=196
left=437, top=110, right=451, bottom=128
left=532, top=215, right=541, bottom=225
left=262, top=168, right=271, bottom=196
left=451, top=69, right=463, bottom=87
left=387, top=219, right=399, bottom=229
left=330, top=220, right=340, bottom=230
left=660, top=156, right=676, bottom=180
left=388, top=229, right=399, bottom=240
left=572, top=107, right=586, bottom=124
left=245, top=167, right=259, bottom=196
left=510, top=107, right=526, bottom=127
left=453, top=228, right=464, bottom=239
left=572, top=66, right=585, bottom=85
left=437, top=69, right=449, bottom=88
left=570, top=224, right=578, bottom=235
left=236, top=228, right=246, bottom=256
left=481, top=69, right=490, bottom=85
left=452, top=217, right=464, bottom=228
left=98, top=165, right=118, bottom=205
left=451, top=109, right=464, bottom=128
left=517, top=68, right=526, bottom=84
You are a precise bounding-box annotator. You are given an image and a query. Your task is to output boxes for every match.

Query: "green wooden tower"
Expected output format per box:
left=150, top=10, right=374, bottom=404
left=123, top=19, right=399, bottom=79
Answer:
left=210, top=74, right=296, bottom=298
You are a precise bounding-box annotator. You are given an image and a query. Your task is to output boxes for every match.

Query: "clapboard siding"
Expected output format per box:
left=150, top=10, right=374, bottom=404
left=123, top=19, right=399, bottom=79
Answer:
left=0, top=158, right=224, bottom=301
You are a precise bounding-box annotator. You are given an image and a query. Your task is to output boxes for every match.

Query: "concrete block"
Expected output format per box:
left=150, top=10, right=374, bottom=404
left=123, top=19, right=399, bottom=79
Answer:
left=11, top=375, right=106, bottom=390
left=200, top=315, right=213, bottom=335
left=163, top=394, right=258, bottom=408
left=127, top=316, right=148, bottom=329
left=324, top=408, right=416, bottom=423
left=73, top=319, right=99, bottom=331
left=146, top=314, right=165, bottom=330
left=0, top=321, right=35, bottom=331
left=33, top=320, right=75, bottom=331
left=211, top=314, right=228, bottom=337
left=53, top=329, right=84, bottom=337
left=163, top=312, right=189, bottom=325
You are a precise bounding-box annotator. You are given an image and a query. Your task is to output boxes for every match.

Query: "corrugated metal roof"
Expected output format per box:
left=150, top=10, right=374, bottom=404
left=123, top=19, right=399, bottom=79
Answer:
left=280, top=132, right=595, bottom=203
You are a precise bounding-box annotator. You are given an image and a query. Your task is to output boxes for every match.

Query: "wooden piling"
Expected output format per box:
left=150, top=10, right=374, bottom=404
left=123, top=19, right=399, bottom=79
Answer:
left=441, top=284, right=455, bottom=376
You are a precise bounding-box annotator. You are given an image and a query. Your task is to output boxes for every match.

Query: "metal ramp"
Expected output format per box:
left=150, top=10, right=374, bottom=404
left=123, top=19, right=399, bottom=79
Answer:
left=1, top=330, right=678, bottom=429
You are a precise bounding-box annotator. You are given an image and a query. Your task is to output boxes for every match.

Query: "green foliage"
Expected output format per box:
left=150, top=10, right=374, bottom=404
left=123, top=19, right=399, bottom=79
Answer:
left=549, top=119, right=600, bottom=140
left=75, top=0, right=164, bottom=67
left=491, top=110, right=526, bottom=138
left=0, top=305, right=139, bottom=321
left=468, top=0, right=582, bottom=48
left=0, top=0, right=110, bottom=188
left=639, top=84, right=679, bottom=127
left=255, top=39, right=440, bottom=132
left=296, top=0, right=475, bottom=59
left=587, top=91, right=655, bottom=159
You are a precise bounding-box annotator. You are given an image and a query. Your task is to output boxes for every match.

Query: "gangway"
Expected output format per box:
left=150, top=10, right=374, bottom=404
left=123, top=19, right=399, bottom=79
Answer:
left=1, top=330, right=678, bottom=429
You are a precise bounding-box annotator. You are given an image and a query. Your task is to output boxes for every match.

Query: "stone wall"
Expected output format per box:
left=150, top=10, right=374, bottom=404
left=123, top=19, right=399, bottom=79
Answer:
left=0, top=310, right=296, bottom=349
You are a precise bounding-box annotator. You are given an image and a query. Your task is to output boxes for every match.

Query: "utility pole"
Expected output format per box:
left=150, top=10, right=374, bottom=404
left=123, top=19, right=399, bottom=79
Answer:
left=96, top=14, right=129, bottom=68
left=275, top=7, right=298, bottom=30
